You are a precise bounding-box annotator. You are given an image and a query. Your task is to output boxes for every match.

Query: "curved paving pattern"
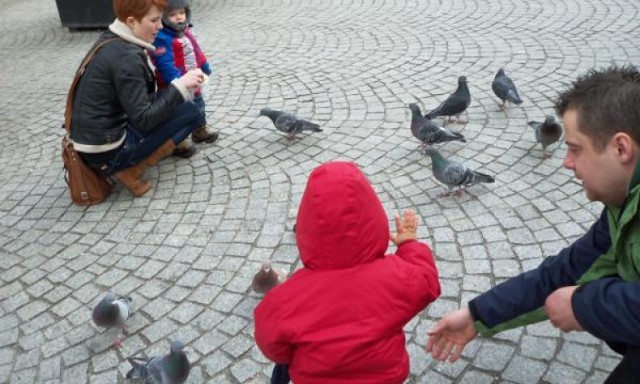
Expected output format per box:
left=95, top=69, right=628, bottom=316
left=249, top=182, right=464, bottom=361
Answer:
left=0, top=0, right=638, bottom=382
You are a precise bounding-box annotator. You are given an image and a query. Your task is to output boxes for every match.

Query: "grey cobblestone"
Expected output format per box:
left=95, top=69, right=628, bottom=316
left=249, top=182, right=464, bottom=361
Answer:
left=0, top=0, right=637, bottom=382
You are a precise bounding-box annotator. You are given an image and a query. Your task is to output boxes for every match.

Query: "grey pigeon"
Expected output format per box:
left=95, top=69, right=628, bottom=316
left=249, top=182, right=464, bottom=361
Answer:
left=409, top=103, right=465, bottom=149
left=425, top=76, right=471, bottom=124
left=528, top=114, right=563, bottom=158
left=126, top=340, right=190, bottom=384
left=492, top=68, right=523, bottom=110
left=424, top=147, right=495, bottom=196
left=252, top=261, right=287, bottom=294
left=92, top=291, right=132, bottom=348
left=259, top=108, right=323, bottom=140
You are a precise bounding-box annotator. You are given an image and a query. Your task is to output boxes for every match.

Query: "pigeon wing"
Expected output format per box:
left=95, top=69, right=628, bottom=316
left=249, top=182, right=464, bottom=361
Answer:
left=416, top=121, right=437, bottom=143
left=528, top=121, right=543, bottom=143
left=439, top=93, right=470, bottom=116
left=126, top=356, right=162, bottom=383
left=145, top=356, right=164, bottom=384
left=540, top=121, right=563, bottom=149
left=274, top=113, right=299, bottom=133
left=441, top=162, right=468, bottom=188
left=114, top=297, right=131, bottom=328
left=160, top=351, right=191, bottom=384
left=92, top=292, right=119, bottom=328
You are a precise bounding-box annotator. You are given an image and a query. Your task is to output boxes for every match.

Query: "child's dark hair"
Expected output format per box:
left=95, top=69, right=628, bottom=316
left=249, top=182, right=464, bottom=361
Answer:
left=554, top=65, right=640, bottom=150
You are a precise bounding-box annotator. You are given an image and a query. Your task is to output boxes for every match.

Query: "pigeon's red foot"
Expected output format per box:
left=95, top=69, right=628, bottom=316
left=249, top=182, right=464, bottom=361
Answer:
left=112, top=337, right=123, bottom=349
left=454, top=189, right=465, bottom=196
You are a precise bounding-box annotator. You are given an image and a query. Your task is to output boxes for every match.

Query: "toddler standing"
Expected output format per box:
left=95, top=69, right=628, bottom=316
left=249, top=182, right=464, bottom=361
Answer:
left=254, top=161, right=441, bottom=383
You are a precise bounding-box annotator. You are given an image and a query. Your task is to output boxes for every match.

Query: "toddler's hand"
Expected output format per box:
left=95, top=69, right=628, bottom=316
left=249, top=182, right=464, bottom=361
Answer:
left=390, top=209, right=419, bottom=245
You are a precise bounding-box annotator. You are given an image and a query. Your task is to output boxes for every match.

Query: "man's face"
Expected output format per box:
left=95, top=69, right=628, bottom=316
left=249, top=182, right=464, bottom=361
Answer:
left=562, top=109, right=628, bottom=206
left=166, top=8, right=187, bottom=24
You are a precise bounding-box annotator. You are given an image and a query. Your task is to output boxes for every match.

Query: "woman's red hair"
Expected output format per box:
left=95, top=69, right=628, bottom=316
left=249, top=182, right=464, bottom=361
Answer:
left=113, top=0, right=168, bottom=22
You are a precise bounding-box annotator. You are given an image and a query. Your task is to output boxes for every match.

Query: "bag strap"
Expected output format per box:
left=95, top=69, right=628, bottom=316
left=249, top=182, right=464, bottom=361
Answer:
left=64, top=38, right=118, bottom=134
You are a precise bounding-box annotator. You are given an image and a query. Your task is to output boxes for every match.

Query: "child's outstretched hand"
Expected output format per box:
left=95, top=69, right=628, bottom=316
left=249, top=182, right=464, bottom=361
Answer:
left=390, top=209, right=419, bottom=245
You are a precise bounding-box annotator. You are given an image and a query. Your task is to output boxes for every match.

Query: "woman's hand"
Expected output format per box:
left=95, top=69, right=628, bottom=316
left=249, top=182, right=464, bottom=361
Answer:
left=390, top=209, right=419, bottom=246
left=180, top=68, right=205, bottom=90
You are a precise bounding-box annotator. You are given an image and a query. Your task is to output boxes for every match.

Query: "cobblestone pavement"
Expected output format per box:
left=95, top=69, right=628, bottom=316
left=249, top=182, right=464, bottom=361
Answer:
left=1, top=0, right=639, bottom=382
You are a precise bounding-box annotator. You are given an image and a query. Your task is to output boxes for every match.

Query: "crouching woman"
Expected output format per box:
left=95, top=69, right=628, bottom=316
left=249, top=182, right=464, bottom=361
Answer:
left=69, top=0, right=205, bottom=197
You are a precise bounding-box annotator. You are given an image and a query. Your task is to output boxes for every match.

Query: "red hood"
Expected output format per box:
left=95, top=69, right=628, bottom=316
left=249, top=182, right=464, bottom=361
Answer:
left=296, top=162, right=389, bottom=270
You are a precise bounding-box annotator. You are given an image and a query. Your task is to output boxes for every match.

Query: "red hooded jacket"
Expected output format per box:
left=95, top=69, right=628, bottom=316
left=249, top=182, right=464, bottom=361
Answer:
left=254, top=162, right=440, bottom=383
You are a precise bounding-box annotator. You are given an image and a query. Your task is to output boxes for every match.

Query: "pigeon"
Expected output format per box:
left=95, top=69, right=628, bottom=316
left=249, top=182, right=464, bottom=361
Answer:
left=259, top=108, right=323, bottom=140
left=252, top=261, right=287, bottom=294
left=425, top=76, right=471, bottom=124
left=126, top=340, right=190, bottom=384
left=492, top=68, right=523, bottom=110
left=92, top=291, right=132, bottom=348
left=424, top=147, right=495, bottom=196
left=528, top=114, right=563, bottom=158
left=409, top=103, right=466, bottom=149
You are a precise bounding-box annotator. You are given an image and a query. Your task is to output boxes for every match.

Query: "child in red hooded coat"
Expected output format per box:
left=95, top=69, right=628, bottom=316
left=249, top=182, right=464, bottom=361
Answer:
left=254, top=161, right=441, bottom=384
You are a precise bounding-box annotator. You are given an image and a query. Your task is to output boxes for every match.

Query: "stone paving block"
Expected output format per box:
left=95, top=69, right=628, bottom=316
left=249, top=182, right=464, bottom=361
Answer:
left=473, top=341, right=515, bottom=371
left=10, top=368, right=36, bottom=384
left=502, top=355, right=546, bottom=384
left=556, top=341, right=598, bottom=371
left=543, top=361, right=586, bottom=384
left=38, top=356, right=61, bottom=382
left=230, top=359, right=262, bottom=383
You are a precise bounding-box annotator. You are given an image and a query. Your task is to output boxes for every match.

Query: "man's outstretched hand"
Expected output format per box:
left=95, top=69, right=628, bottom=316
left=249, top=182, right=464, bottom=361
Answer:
left=426, top=307, right=478, bottom=363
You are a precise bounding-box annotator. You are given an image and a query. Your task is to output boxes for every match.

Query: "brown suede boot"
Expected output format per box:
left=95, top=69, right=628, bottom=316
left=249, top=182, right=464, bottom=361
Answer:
left=113, top=169, right=152, bottom=197
left=114, top=140, right=176, bottom=197
left=172, top=139, right=197, bottom=158
left=192, top=125, right=219, bottom=143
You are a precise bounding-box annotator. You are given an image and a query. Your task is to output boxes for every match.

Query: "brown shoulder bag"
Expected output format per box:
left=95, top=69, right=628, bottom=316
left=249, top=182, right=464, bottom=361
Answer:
left=61, top=39, right=115, bottom=206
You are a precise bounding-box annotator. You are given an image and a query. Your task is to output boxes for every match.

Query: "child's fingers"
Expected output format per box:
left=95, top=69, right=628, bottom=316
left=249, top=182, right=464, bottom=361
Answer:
left=404, top=209, right=417, bottom=227
left=394, top=214, right=404, bottom=231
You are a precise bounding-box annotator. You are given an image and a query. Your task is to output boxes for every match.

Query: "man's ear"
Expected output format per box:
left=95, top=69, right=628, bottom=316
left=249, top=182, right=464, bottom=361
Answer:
left=612, top=132, right=636, bottom=163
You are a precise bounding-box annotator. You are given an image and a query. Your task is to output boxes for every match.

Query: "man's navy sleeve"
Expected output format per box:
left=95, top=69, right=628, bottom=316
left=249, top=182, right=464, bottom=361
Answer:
left=572, top=277, right=640, bottom=346
left=469, top=209, right=611, bottom=335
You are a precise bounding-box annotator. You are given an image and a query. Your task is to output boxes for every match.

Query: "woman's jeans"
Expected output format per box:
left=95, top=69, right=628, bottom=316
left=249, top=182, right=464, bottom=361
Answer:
left=81, top=101, right=205, bottom=175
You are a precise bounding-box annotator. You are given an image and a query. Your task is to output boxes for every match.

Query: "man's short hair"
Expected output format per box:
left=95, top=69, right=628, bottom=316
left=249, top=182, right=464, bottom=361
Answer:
left=555, top=65, right=640, bottom=151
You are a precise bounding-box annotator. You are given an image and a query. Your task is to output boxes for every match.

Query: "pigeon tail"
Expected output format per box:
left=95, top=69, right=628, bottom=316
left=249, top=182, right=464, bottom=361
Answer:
left=505, top=90, right=523, bottom=105
left=125, top=357, right=148, bottom=379
left=473, top=171, right=495, bottom=184
left=301, top=121, right=323, bottom=132
left=527, top=121, right=540, bottom=129
left=450, top=130, right=466, bottom=143
left=424, top=110, right=439, bottom=120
